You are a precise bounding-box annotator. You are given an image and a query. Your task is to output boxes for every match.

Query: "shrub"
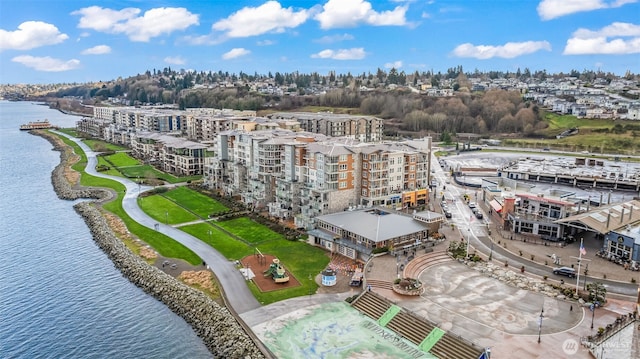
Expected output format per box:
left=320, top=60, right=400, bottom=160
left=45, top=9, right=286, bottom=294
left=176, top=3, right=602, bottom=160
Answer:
left=371, top=246, right=389, bottom=254
left=519, top=250, right=523, bottom=256
left=632, top=278, right=636, bottom=283
left=531, top=255, right=535, bottom=261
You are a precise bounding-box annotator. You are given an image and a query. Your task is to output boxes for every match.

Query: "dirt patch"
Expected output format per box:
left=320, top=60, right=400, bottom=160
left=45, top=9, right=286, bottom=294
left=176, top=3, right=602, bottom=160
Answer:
left=240, top=254, right=301, bottom=292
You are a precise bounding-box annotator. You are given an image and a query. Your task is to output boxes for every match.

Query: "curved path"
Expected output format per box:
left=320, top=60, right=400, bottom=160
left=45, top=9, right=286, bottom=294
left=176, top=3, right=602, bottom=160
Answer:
left=60, top=132, right=261, bottom=314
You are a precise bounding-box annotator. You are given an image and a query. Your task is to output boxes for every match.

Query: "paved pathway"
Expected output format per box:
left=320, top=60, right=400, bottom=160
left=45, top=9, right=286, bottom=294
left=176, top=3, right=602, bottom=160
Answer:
left=60, top=133, right=261, bottom=314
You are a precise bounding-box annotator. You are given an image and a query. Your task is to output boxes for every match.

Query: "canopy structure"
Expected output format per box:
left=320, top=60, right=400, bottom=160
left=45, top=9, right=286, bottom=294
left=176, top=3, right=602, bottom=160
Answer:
left=555, top=200, right=640, bottom=235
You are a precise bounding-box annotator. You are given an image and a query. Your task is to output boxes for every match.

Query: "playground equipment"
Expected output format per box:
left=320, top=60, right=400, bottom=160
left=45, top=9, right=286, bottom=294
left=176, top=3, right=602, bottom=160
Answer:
left=263, top=258, right=290, bottom=283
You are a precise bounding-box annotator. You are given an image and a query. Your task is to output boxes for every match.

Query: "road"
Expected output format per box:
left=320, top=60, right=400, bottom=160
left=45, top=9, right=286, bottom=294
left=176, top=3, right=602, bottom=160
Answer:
left=430, top=152, right=640, bottom=298
left=62, top=133, right=261, bottom=314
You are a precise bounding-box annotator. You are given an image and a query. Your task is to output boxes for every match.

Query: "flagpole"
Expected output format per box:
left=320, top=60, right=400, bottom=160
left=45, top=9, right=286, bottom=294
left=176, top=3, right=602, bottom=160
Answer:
left=575, top=238, right=583, bottom=296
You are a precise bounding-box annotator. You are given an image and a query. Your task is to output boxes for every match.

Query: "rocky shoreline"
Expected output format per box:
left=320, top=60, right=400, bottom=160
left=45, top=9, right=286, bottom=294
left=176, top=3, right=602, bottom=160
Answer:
left=33, top=131, right=265, bottom=359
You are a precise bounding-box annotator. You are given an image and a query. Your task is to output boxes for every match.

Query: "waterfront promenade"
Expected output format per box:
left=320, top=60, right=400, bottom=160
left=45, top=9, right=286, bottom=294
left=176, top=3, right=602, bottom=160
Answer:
left=60, top=132, right=261, bottom=315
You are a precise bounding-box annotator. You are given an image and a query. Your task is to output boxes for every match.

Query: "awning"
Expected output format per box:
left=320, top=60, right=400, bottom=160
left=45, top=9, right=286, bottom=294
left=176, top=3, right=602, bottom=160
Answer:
left=490, top=199, right=502, bottom=213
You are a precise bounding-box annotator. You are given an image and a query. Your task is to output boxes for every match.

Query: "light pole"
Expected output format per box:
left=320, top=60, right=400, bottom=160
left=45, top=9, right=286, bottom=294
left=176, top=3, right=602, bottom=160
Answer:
left=208, top=229, right=212, bottom=242
left=537, top=305, right=544, bottom=343
left=489, top=241, right=494, bottom=261
left=590, top=302, right=598, bottom=329
left=165, top=211, right=168, bottom=225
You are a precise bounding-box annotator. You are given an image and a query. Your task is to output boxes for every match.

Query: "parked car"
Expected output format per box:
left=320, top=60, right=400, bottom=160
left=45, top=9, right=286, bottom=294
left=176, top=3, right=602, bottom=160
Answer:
left=552, top=267, right=576, bottom=278
left=468, top=202, right=477, bottom=209
left=475, top=212, right=483, bottom=219
left=444, top=210, right=452, bottom=218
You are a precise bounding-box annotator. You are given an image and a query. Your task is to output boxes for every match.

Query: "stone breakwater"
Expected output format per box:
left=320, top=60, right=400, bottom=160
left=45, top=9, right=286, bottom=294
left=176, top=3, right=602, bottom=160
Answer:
left=33, top=131, right=265, bottom=359
left=74, top=203, right=264, bottom=358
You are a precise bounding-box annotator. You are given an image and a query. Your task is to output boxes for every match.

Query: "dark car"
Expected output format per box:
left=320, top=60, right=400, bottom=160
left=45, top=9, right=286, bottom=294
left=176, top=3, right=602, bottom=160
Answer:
left=475, top=212, right=483, bottom=219
left=552, top=267, right=576, bottom=278
left=444, top=210, right=452, bottom=218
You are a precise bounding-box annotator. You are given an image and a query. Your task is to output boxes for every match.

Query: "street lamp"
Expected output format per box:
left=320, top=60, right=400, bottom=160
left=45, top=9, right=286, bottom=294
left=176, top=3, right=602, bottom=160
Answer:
left=537, top=305, right=544, bottom=343
left=590, top=301, right=598, bottom=329
left=208, top=229, right=212, bottom=242
left=165, top=211, right=168, bottom=225
left=489, top=241, right=494, bottom=261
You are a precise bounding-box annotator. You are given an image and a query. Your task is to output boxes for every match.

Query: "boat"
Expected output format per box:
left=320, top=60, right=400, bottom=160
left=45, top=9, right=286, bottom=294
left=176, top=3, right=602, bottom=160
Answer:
left=19, top=120, right=57, bottom=131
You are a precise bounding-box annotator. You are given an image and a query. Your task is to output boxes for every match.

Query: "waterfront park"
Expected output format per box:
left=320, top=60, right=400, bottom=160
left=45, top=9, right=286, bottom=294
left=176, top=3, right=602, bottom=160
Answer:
left=56, top=128, right=329, bottom=305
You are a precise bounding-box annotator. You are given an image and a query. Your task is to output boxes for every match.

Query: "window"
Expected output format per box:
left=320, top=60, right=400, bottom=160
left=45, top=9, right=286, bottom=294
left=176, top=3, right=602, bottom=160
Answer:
left=339, top=154, right=348, bottom=162
left=339, top=181, right=347, bottom=189
left=339, top=172, right=347, bottom=179
left=410, top=165, right=415, bottom=171
left=362, top=189, right=368, bottom=196
left=362, top=162, right=368, bottom=169
left=390, top=168, right=394, bottom=173
left=339, top=164, right=347, bottom=171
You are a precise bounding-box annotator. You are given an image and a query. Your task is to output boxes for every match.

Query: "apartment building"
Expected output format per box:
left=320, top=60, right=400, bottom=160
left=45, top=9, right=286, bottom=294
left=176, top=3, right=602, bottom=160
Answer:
left=205, top=129, right=432, bottom=229
left=131, top=132, right=211, bottom=176
left=507, top=193, right=575, bottom=240
left=267, top=112, right=384, bottom=142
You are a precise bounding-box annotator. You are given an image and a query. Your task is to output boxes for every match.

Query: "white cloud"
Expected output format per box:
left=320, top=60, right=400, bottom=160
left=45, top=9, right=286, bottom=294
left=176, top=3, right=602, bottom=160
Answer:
left=12, top=55, right=80, bottom=72
left=212, top=1, right=308, bottom=38
left=257, top=39, right=276, bottom=46
left=537, top=0, right=638, bottom=21
left=315, top=0, right=407, bottom=29
left=72, top=6, right=199, bottom=42
left=0, top=21, right=68, bottom=51
left=564, top=22, right=640, bottom=54
left=81, top=45, right=111, bottom=55
left=452, top=41, right=552, bottom=59
left=311, top=48, right=366, bottom=60
left=421, top=12, right=432, bottom=19
left=314, top=33, right=354, bottom=43
left=164, top=56, right=186, bottom=65
left=222, top=48, right=251, bottom=60
left=385, top=60, right=403, bottom=68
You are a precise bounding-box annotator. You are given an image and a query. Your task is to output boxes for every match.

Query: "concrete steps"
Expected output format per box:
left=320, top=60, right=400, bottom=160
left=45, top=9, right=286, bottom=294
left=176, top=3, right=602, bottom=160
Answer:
left=403, top=250, right=452, bottom=278
left=350, top=291, right=483, bottom=359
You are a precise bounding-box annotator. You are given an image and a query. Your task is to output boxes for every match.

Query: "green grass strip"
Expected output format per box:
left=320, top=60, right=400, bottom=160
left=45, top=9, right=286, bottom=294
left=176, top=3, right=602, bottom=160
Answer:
left=216, top=217, right=284, bottom=244
left=377, top=304, right=401, bottom=327
left=138, top=195, right=200, bottom=225
left=419, top=327, right=446, bottom=352
left=162, top=186, right=229, bottom=217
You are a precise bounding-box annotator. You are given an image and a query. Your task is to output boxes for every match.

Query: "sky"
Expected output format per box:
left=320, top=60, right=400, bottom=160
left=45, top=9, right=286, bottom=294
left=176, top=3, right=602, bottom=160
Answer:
left=0, top=0, right=639, bottom=84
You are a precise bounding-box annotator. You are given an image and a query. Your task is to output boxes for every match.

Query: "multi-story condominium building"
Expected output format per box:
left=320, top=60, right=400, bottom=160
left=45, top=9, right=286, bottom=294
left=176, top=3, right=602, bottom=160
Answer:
left=131, top=132, right=211, bottom=176
left=205, top=129, right=431, bottom=229
left=267, top=112, right=384, bottom=142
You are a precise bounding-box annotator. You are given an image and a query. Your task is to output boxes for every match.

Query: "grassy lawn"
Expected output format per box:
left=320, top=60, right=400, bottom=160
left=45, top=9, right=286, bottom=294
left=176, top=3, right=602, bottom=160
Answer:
left=104, top=152, right=141, bottom=167
left=503, top=112, right=640, bottom=156
left=117, top=164, right=201, bottom=184
left=57, top=128, right=79, bottom=137
left=216, top=217, right=285, bottom=244
left=251, top=240, right=329, bottom=304
left=180, top=223, right=252, bottom=260
left=83, top=139, right=127, bottom=151
left=96, top=156, right=123, bottom=177
left=138, top=195, right=200, bottom=225
left=162, top=186, right=228, bottom=217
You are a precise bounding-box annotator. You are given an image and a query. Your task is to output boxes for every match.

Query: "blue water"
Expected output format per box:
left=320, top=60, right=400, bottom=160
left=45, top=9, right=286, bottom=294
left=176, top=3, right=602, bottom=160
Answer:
left=0, top=101, right=211, bottom=358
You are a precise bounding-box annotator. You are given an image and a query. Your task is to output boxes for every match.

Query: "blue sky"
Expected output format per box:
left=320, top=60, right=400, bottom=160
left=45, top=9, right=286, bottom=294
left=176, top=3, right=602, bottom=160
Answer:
left=1, top=0, right=639, bottom=84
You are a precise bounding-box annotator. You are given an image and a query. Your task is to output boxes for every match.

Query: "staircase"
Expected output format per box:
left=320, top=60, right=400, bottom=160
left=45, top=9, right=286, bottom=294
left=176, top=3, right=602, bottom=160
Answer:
left=403, top=250, right=452, bottom=278
left=351, top=291, right=483, bottom=359
left=350, top=291, right=391, bottom=320
left=365, top=279, right=393, bottom=291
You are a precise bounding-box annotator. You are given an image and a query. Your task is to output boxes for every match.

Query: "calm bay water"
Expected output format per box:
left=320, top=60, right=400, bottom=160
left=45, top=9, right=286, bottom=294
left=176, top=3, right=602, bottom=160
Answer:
left=0, top=101, right=211, bottom=358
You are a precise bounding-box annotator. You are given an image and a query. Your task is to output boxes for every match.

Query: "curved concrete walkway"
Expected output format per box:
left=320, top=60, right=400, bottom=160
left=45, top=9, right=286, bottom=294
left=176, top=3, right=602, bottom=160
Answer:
left=59, top=132, right=261, bottom=314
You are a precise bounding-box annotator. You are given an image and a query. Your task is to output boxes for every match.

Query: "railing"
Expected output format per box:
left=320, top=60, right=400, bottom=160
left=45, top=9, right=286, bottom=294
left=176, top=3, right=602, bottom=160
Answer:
left=581, top=312, right=637, bottom=348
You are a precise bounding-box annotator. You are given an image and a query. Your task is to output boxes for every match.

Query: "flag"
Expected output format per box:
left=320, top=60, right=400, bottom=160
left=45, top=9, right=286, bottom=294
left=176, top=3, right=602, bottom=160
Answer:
left=580, top=242, right=586, bottom=256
